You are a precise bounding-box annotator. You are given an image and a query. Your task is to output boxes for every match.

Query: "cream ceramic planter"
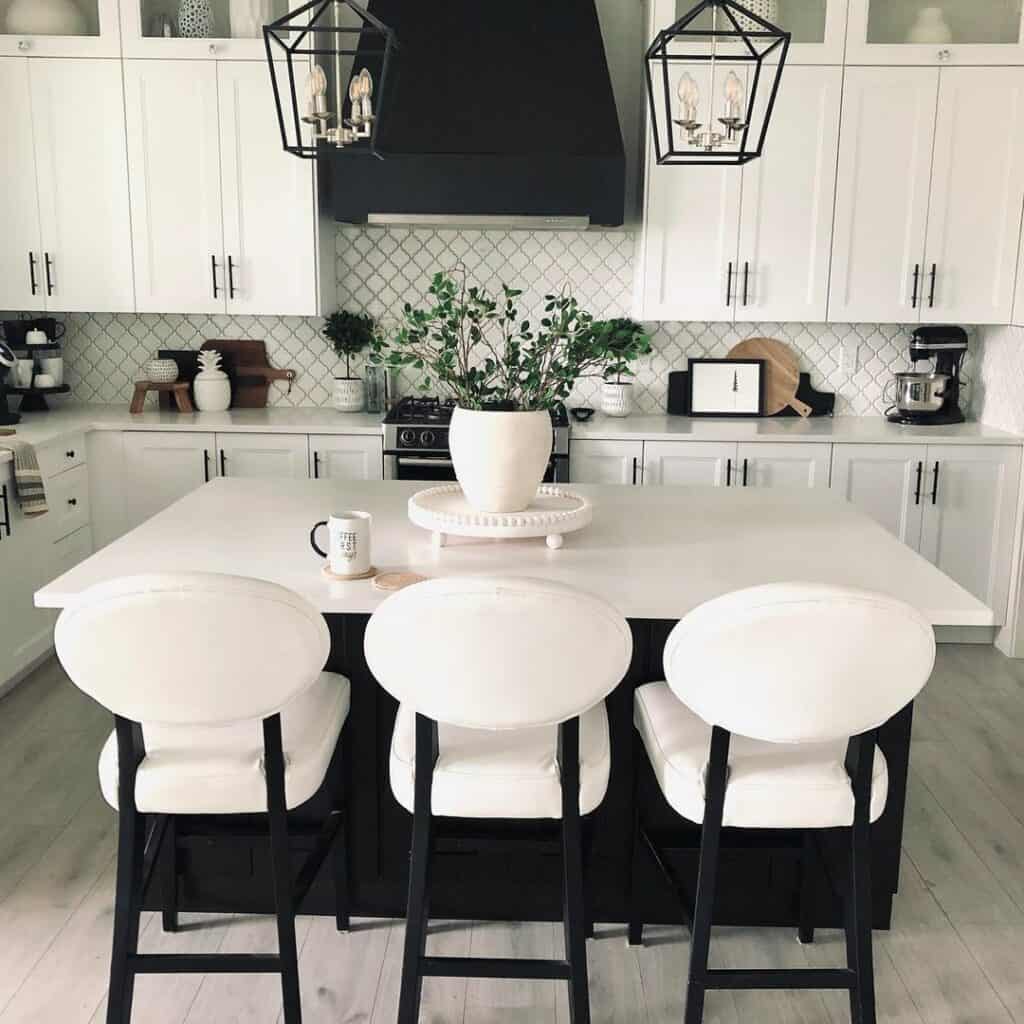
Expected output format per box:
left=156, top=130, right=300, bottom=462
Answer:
left=601, top=382, right=634, bottom=418
left=449, top=407, right=551, bottom=513
left=333, top=377, right=366, bottom=413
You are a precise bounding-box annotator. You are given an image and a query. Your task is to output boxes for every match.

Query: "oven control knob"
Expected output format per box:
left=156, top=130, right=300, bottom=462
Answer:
left=400, top=429, right=418, bottom=447
left=420, top=430, right=436, bottom=448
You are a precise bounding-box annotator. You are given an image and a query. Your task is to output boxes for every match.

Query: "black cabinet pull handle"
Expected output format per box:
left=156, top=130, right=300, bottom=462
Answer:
left=742, top=261, right=750, bottom=307
left=67, top=497, right=78, bottom=507
left=219, top=450, right=227, bottom=477
left=726, top=458, right=732, bottom=487
left=0, top=484, right=10, bottom=539
left=313, top=452, right=321, bottom=479
left=928, top=263, right=937, bottom=308
left=211, top=255, right=220, bottom=299
left=931, top=461, right=940, bottom=505
left=914, top=460, right=923, bottom=505
left=726, top=262, right=734, bottom=307
left=911, top=263, right=920, bottom=309
left=742, top=457, right=749, bottom=487
left=44, top=253, right=54, bottom=296
left=631, top=457, right=638, bottom=486
left=28, top=252, right=38, bottom=295
left=227, top=255, right=237, bottom=299
left=203, top=449, right=211, bottom=483
left=65, top=450, right=75, bottom=459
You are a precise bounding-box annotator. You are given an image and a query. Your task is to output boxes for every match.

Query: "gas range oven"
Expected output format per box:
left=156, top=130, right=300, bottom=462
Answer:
left=382, top=397, right=570, bottom=483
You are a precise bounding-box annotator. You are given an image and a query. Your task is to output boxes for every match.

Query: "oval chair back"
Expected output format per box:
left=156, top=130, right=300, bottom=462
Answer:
left=55, top=573, right=330, bottom=726
left=364, top=576, right=633, bottom=730
left=663, top=582, right=936, bottom=745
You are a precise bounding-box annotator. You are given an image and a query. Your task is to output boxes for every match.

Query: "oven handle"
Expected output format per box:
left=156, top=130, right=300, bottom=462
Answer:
left=391, top=455, right=456, bottom=469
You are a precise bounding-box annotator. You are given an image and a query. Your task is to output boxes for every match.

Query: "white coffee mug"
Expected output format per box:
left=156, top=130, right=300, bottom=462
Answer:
left=25, top=329, right=48, bottom=346
left=14, top=359, right=34, bottom=387
left=34, top=373, right=55, bottom=389
left=310, top=510, right=373, bottom=577
left=40, top=356, right=63, bottom=386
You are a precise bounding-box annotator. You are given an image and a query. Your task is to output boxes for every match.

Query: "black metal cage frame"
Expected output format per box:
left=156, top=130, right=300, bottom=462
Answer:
left=264, top=0, right=398, bottom=160
left=645, top=0, right=790, bottom=166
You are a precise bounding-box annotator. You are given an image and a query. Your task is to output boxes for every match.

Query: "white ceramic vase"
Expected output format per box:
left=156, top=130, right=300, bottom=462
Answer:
left=906, top=7, right=953, bottom=44
left=193, top=374, right=231, bottom=412
left=601, top=382, right=634, bottom=418
left=449, top=407, right=552, bottom=513
left=229, top=0, right=271, bottom=38
left=146, top=358, right=179, bottom=384
left=5, top=0, right=86, bottom=35
left=735, top=0, right=778, bottom=30
left=177, top=0, right=214, bottom=37
left=333, top=377, right=366, bottom=413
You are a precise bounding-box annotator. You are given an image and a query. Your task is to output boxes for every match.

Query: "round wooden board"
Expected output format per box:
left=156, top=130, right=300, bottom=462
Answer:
left=373, top=572, right=429, bottom=592
left=727, top=337, right=812, bottom=417
left=321, top=564, right=378, bottom=582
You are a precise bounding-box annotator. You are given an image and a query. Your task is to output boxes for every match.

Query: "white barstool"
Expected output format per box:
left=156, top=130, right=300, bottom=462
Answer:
left=55, top=573, right=353, bottom=1024
left=628, top=583, right=935, bottom=1024
left=364, top=576, right=632, bottom=1024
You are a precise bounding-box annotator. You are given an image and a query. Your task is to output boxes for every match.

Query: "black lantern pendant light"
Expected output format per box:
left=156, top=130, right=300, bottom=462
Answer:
left=264, top=0, right=398, bottom=160
left=645, top=0, right=790, bottom=166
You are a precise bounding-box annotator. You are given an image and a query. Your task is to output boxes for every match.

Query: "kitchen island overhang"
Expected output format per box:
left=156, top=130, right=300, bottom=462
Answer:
left=35, top=479, right=993, bottom=929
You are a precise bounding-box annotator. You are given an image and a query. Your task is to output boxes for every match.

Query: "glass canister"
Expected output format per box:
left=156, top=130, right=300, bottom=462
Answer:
left=364, top=365, right=390, bottom=414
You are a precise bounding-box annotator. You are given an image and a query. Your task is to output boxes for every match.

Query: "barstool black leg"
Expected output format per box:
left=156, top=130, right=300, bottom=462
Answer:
left=798, top=831, right=816, bottom=945
left=849, top=818, right=876, bottom=1024
left=560, top=718, right=591, bottom=1024
left=627, top=728, right=644, bottom=947
left=161, top=816, right=179, bottom=934
left=107, top=801, right=145, bottom=1024
left=333, top=736, right=351, bottom=933
left=684, top=727, right=730, bottom=1024
left=264, top=717, right=302, bottom=1024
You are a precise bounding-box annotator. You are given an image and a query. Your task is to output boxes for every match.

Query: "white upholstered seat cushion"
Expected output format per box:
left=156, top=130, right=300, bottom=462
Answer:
left=390, top=702, right=611, bottom=820
left=99, top=671, right=350, bottom=814
left=634, top=682, right=889, bottom=829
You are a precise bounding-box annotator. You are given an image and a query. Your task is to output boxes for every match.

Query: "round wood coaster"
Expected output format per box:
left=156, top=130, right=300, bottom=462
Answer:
left=373, top=572, right=429, bottom=592
left=321, top=564, right=378, bottom=582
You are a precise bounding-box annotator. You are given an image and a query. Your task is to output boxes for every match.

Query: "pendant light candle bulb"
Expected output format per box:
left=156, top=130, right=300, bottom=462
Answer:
left=306, top=64, right=328, bottom=117
left=724, top=71, right=744, bottom=120
left=358, top=68, right=373, bottom=121
left=677, top=72, right=700, bottom=122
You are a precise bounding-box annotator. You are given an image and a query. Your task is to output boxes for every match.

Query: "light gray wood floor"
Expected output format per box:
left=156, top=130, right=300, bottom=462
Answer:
left=0, top=646, right=1022, bottom=1023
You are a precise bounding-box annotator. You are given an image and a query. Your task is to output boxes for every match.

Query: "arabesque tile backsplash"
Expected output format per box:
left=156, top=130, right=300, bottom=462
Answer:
left=7, top=225, right=998, bottom=419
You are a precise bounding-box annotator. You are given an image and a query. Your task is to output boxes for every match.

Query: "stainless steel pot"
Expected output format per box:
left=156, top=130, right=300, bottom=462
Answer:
left=885, top=371, right=950, bottom=414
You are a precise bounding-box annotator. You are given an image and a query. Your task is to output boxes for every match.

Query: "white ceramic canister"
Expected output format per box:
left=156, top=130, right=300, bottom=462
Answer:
left=601, top=382, right=634, bottom=418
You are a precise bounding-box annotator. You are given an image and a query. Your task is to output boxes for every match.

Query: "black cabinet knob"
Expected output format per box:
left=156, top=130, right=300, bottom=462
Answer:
left=68, top=497, right=78, bottom=507
left=66, top=450, right=76, bottom=458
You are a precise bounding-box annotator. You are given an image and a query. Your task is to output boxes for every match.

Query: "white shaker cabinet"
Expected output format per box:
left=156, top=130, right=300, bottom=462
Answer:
left=311, top=435, right=384, bottom=481
left=923, top=68, right=1024, bottom=325
left=643, top=441, right=735, bottom=488
left=831, top=444, right=925, bottom=545
left=829, top=68, right=938, bottom=324
left=570, top=440, right=644, bottom=485
left=216, top=433, right=310, bottom=480
left=124, top=61, right=225, bottom=315
left=736, top=443, right=831, bottom=490
left=122, top=432, right=216, bottom=531
left=28, top=59, right=134, bottom=313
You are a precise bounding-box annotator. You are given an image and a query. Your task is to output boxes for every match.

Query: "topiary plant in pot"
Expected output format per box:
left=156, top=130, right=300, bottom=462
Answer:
left=323, top=310, right=376, bottom=412
left=596, top=318, right=653, bottom=417
left=370, top=268, right=617, bottom=512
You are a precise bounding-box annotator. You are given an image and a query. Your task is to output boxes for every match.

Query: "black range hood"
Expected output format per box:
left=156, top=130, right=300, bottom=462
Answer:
left=330, top=0, right=626, bottom=227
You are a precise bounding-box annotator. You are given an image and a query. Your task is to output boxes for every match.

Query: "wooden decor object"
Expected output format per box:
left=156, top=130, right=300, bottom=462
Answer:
left=200, top=340, right=296, bottom=409
left=130, top=381, right=194, bottom=415
left=373, top=572, right=429, bottom=592
left=727, top=337, right=813, bottom=418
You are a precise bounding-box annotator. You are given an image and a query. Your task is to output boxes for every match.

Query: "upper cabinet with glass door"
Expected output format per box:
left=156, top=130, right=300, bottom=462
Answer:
left=846, top=0, right=1024, bottom=64
left=656, top=0, right=848, bottom=64
left=0, top=0, right=120, bottom=57
left=122, top=0, right=292, bottom=58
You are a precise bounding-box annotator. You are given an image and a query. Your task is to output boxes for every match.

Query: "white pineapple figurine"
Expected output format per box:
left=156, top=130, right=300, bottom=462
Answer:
left=193, top=349, right=231, bottom=412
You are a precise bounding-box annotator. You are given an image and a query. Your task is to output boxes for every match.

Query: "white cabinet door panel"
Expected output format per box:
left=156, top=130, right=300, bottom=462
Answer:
left=29, top=59, right=134, bottom=313
left=218, top=63, right=317, bottom=317
left=923, top=68, right=1024, bottom=326
left=122, top=432, right=215, bottom=531
left=570, top=440, right=643, bottom=486
left=310, top=435, right=384, bottom=482
left=831, top=444, right=925, bottom=546
left=737, top=443, right=831, bottom=490
left=216, top=433, right=309, bottom=480
left=738, top=67, right=841, bottom=323
left=919, top=445, right=1021, bottom=621
left=829, top=68, right=938, bottom=324
left=0, top=58, right=43, bottom=311
left=124, top=60, right=224, bottom=315
left=643, top=441, right=735, bottom=488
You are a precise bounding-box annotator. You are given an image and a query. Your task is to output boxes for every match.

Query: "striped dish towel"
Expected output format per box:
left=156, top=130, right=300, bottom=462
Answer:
left=0, top=439, right=48, bottom=517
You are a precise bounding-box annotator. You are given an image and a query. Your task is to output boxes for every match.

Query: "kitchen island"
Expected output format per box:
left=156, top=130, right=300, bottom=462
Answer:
left=36, top=479, right=992, bottom=931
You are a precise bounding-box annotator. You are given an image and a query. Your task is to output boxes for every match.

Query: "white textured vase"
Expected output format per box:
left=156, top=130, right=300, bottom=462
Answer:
left=449, top=407, right=552, bottom=513
left=177, top=0, right=214, bottom=37
left=193, top=374, right=231, bottom=412
left=146, top=358, right=179, bottom=384
left=601, top=382, right=634, bottom=418
left=229, top=0, right=271, bottom=38
left=332, top=377, right=366, bottom=413
left=5, top=0, right=86, bottom=35
left=735, top=0, right=778, bottom=31
left=906, top=7, right=953, bottom=44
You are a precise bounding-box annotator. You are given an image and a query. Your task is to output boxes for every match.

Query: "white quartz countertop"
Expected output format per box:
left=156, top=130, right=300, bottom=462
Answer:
left=35, top=478, right=994, bottom=626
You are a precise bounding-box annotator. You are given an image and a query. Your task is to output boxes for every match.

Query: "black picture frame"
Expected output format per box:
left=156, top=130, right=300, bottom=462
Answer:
left=687, top=359, right=765, bottom=418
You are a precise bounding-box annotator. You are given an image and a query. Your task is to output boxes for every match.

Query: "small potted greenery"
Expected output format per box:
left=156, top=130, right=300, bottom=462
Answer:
left=322, top=310, right=375, bottom=412
left=597, top=318, right=652, bottom=417
left=370, top=269, right=622, bottom=513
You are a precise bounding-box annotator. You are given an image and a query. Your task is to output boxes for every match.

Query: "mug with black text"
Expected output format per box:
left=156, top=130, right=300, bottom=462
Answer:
left=310, top=511, right=373, bottom=577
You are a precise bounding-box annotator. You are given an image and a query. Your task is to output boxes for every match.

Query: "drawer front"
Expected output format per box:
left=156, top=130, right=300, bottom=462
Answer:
left=47, top=464, right=90, bottom=540
left=38, top=434, right=87, bottom=480
left=53, top=525, right=93, bottom=575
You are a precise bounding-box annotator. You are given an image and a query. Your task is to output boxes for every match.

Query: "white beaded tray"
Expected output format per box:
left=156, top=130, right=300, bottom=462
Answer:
left=408, top=485, right=593, bottom=550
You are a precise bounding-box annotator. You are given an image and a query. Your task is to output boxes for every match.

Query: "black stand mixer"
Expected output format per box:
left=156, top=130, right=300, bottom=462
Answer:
left=0, top=342, right=22, bottom=426
left=885, top=325, right=968, bottom=426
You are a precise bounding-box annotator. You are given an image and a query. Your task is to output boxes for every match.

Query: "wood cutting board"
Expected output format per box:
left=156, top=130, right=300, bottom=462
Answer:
left=727, top=337, right=812, bottom=418
left=199, top=339, right=296, bottom=409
